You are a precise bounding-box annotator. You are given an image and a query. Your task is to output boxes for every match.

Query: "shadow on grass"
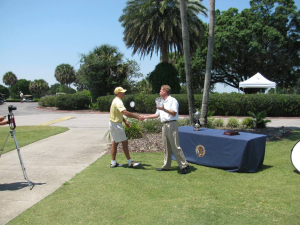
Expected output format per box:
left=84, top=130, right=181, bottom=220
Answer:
left=256, top=164, right=273, bottom=173
left=284, top=129, right=300, bottom=142
left=0, top=182, right=46, bottom=191
left=122, top=162, right=152, bottom=170
left=293, top=169, right=300, bottom=174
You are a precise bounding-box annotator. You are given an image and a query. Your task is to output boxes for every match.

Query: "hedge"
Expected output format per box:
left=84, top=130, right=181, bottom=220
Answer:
left=56, top=94, right=90, bottom=110
left=97, top=93, right=300, bottom=117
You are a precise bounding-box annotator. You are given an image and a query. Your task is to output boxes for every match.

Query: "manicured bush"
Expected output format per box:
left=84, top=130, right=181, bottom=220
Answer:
left=241, top=117, right=254, bottom=128
left=207, top=117, right=215, bottom=128
left=38, top=96, right=56, bottom=107
left=214, top=118, right=224, bottom=128
left=56, top=94, right=90, bottom=110
left=76, top=90, right=92, bottom=101
left=226, top=117, right=240, bottom=128
left=148, top=62, right=181, bottom=94
left=97, top=93, right=300, bottom=117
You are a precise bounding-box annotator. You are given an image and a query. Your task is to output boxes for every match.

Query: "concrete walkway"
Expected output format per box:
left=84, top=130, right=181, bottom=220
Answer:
left=0, top=109, right=110, bottom=225
left=0, top=103, right=299, bottom=224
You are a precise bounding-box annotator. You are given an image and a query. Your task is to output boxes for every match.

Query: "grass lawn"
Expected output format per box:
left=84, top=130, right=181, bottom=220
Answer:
left=8, top=130, right=300, bottom=225
left=0, top=126, right=69, bottom=154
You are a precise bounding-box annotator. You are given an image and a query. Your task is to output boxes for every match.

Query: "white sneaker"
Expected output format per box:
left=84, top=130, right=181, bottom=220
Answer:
left=110, top=162, right=123, bottom=168
left=129, top=162, right=141, bottom=168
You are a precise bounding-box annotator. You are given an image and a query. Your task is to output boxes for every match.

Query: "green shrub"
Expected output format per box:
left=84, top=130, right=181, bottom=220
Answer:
left=226, top=117, right=240, bottom=128
left=38, top=96, right=56, bottom=107
left=178, top=117, right=190, bottom=127
left=207, top=117, right=215, bottom=128
left=241, top=117, right=254, bottom=128
left=214, top=118, right=224, bottom=128
left=56, top=94, right=90, bottom=110
left=91, top=103, right=99, bottom=110
left=76, top=90, right=92, bottom=100
left=248, top=111, right=271, bottom=128
left=124, top=119, right=143, bottom=139
left=140, top=118, right=162, bottom=133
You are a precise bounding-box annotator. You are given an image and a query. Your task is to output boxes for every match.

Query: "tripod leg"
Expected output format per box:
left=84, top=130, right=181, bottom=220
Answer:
left=11, top=130, right=34, bottom=190
left=0, top=131, right=12, bottom=158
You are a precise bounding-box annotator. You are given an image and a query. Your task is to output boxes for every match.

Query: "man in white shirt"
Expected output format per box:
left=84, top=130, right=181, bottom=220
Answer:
left=143, top=85, right=189, bottom=174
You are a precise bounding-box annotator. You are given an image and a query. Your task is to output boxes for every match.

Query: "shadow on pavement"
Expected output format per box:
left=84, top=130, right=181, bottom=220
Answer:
left=0, top=182, right=46, bottom=191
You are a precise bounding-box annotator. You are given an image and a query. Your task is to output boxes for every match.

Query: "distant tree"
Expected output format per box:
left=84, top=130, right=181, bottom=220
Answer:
left=12, top=79, right=31, bottom=97
left=119, top=0, right=207, bottom=62
left=29, top=79, right=49, bottom=98
left=54, top=64, right=76, bottom=93
left=49, top=83, right=61, bottom=95
left=2, top=71, right=18, bottom=98
left=0, top=84, right=9, bottom=97
left=77, top=44, right=141, bottom=100
left=49, top=83, right=76, bottom=95
left=211, top=0, right=300, bottom=89
left=136, top=78, right=153, bottom=94
left=149, top=62, right=181, bottom=94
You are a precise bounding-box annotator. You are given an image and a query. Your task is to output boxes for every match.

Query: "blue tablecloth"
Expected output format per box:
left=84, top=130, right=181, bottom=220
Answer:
left=178, top=126, right=267, bottom=172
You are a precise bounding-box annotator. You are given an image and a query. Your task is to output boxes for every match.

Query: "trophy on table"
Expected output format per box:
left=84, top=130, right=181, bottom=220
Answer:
left=194, top=109, right=201, bottom=131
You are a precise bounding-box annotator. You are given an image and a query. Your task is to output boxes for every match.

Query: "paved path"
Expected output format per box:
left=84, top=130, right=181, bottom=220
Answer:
left=0, top=103, right=110, bottom=225
left=0, top=102, right=299, bottom=224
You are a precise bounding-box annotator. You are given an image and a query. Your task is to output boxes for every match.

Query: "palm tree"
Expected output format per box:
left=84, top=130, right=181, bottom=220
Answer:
left=54, top=64, right=76, bottom=93
left=77, top=44, right=131, bottom=99
left=29, top=79, right=49, bottom=98
left=2, top=71, right=18, bottom=99
left=179, top=0, right=195, bottom=123
left=200, top=0, right=215, bottom=127
left=119, top=0, right=207, bottom=62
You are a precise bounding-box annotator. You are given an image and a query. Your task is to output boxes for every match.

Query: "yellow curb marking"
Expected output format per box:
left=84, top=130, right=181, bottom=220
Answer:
left=38, top=116, right=74, bottom=126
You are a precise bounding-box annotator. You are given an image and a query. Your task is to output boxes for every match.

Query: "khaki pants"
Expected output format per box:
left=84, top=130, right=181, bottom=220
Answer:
left=161, top=121, right=188, bottom=169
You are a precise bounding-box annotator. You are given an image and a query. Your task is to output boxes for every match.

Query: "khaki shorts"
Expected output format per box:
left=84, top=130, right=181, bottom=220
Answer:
left=109, top=121, right=127, bottom=143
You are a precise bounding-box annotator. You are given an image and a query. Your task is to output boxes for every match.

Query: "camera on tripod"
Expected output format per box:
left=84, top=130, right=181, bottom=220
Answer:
left=8, top=105, right=17, bottom=112
left=0, top=104, right=33, bottom=189
left=7, top=105, right=17, bottom=130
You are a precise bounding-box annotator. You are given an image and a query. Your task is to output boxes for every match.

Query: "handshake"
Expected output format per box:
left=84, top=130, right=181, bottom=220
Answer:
left=138, top=115, right=146, bottom=121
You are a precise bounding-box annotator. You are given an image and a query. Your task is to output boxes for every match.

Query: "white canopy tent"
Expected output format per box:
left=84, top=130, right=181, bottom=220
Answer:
left=239, top=72, right=276, bottom=93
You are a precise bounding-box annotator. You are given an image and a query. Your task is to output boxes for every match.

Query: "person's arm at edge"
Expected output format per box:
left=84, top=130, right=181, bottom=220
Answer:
left=0, top=116, right=8, bottom=126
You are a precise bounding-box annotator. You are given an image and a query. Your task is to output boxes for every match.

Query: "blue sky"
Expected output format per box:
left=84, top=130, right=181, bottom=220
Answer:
left=0, top=0, right=299, bottom=93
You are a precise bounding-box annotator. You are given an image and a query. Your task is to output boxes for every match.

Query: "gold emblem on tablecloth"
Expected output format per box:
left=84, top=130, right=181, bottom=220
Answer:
left=195, top=144, right=205, bottom=157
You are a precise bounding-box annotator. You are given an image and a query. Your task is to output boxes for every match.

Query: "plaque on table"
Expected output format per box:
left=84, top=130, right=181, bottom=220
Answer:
left=223, top=131, right=240, bottom=136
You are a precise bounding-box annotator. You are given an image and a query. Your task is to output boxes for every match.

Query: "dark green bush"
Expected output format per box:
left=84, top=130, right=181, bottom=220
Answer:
left=38, top=96, right=56, bottom=107
left=56, top=94, right=90, bottom=110
left=148, top=62, right=181, bottom=94
left=97, top=93, right=300, bottom=117
left=76, top=90, right=92, bottom=100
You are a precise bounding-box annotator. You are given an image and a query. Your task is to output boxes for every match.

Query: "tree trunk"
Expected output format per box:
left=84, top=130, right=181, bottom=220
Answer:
left=200, top=0, right=215, bottom=127
left=179, top=0, right=195, bottom=123
left=161, top=42, right=168, bottom=62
